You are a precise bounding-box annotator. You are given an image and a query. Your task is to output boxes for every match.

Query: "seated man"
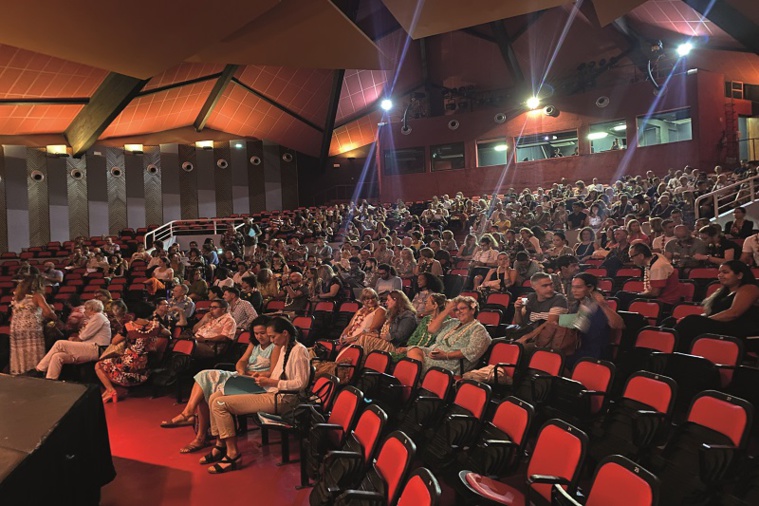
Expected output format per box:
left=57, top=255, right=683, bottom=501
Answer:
left=223, top=287, right=258, bottom=331
left=41, top=261, right=64, bottom=287
left=168, top=284, right=196, bottom=321
left=615, top=242, right=685, bottom=310
left=374, top=263, right=402, bottom=301
left=550, top=255, right=580, bottom=306
left=511, top=272, right=568, bottom=351
left=664, top=224, right=707, bottom=270
left=192, top=299, right=237, bottom=358
left=35, top=299, right=111, bottom=380
left=279, top=271, right=309, bottom=313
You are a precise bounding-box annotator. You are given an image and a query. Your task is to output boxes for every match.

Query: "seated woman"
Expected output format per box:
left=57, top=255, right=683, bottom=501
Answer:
left=694, top=224, right=741, bottom=265
left=164, top=316, right=277, bottom=452
left=411, top=272, right=444, bottom=314
left=313, top=265, right=344, bottom=303
left=391, top=293, right=447, bottom=361
left=350, top=290, right=417, bottom=356
left=457, top=234, right=478, bottom=261
left=35, top=299, right=112, bottom=380
left=200, top=317, right=310, bottom=474
left=335, top=288, right=386, bottom=346
left=95, top=303, right=171, bottom=402
left=675, top=260, right=759, bottom=351
left=473, top=252, right=516, bottom=295
left=414, top=247, right=443, bottom=277
left=574, top=227, right=597, bottom=262
left=406, top=295, right=492, bottom=373
left=186, top=268, right=209, bottom=301
left=564, top=273, right=624, bottom=368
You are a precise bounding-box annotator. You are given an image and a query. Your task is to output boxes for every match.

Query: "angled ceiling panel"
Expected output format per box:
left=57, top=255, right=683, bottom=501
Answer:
left=0, top=44, right=106, bottom=99
left=590, top=0, right=649, bottom=26
left=144, top=63, right=227, bottom=91
left=627, top=1, right=740, bottom=46
left=100, top=80, right=217, bottom=139
left=0, top=104, right=83, bottom=135
left=0, top=0, right=280, bottom=78
left=237, top=66, right=334, bottom=125
left=190, top=0, right=392, bottom=70
left=329, top=111, right=382, bottom=156
left=381, top=0, right=566, bottom=39
left=429, top=30, right=514, bottom=90
left=206, top=85, right=322, bottom=155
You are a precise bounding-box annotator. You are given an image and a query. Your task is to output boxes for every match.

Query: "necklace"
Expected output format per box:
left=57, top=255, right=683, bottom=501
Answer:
left=133, top=320, right=157, bottom=334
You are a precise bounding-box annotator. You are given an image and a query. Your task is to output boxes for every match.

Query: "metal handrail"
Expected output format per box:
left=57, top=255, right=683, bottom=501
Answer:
left=695, top=174, right=758, bottom=220
left=144, top=217, right=247, bottom=249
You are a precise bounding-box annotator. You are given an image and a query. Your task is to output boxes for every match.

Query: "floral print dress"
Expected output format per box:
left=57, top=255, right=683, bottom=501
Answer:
left=99, top=321, right=160, bottom=386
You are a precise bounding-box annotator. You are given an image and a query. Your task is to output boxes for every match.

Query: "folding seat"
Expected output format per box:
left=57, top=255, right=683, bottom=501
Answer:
left=264, top=299, right=285, bottom=313
left=293, top=315, right=315, bottom=346
left=588, top=371, right=677, bottom=466
left=459, top=419, right=588, bottom=506
left=395, top=367, right=454, bottom=439
left=483, top=292, right=511, bottom=313
left=597, top=277, right=613, bottom=293
left=647, top=391, right=753, bottom=505
left=541, top=358, right=615, bottom=430
left=584, top=268, right=607, bottom=277
left=330, top=301, right=359, bottom=339
left=509, top=348, right=564, bottom=407
left=328, top=431, right=417, bottom=506
left=552, top=455, right=659, bottom=506
left=690, top=334, right=743, bottom=388
left=420, top=380, right=492, bottom=470
left=443, top=273, right=464, bottom=298
left=395, top=468, right=441, bottom=506
left=474, top=339, right=523, bottom=398
left=705, top=280, right=721, bottom=298
left=688, top=267, right=721, bottom=300
left=650, top=351, right=721, bottom=423
left=312, top=344, right=363, bottom=386
left=679, top=280, right=696, bottom=302
left=621, top=279, right=644, bottom=292
left=670, top=302, right=703, bottom=323
left=455, top=397, right=534, bottom=478
left=476, top=308, right=504, bottom=338
left=459, top=291, right=479, bottom=301
left=148, top=338, right=196, bottom=402
left=617, top=268, right=642, bottom=279
left=303, top=404, right=387, bottom=488
left=366, top=357, right=422, bottom=420
left=628, top=299, right=662, bottom=326
left=354, top=350, right=393, bottom=398
left=310, top=301, right=335, bottom=338
left=725, top=365, right=759, bottom=439
left=611, top=327, right=678, bottom=396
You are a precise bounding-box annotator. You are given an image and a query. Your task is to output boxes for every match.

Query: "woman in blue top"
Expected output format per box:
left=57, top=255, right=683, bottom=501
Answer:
left=160, top=316, right=278, bottom=451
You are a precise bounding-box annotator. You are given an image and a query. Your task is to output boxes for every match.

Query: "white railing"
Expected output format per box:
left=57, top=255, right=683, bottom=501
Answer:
left=144, top=218, right=246, bottom=249
left=695, top=174, right=758, bottom=220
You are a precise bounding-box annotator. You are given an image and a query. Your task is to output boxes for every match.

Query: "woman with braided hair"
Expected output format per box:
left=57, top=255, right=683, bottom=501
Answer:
left=198, top=316, right=310, bottom=474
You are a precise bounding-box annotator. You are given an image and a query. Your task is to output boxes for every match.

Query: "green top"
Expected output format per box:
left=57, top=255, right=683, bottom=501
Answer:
left=390, top=314, right=446, bottom=361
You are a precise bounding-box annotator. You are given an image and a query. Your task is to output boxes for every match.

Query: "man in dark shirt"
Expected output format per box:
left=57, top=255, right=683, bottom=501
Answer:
left=566, top=202, right=589, bottom=229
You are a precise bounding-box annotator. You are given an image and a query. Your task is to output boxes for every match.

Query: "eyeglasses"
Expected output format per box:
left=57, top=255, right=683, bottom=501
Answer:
left=453, top=306, right=471, bottom=312
left=210, top=305, right=222, bottom=309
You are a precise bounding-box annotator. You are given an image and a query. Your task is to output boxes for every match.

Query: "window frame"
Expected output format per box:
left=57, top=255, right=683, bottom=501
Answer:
left=635, top=107, right=693, bottom=148
left=476, top=138, right=510, bottom=167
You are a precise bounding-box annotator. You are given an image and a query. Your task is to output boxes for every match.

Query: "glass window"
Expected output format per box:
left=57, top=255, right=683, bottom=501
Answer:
left=383, top=147, right=426, bottom=175
left=430, top=142, right=465, bottom=171
left=588, top=120, right=627, bottom=153
left=515, top=130, right=578, bottom=162
left=636, top=108, right=692, bottom=147
left=477, top=139, right=509, bottom=167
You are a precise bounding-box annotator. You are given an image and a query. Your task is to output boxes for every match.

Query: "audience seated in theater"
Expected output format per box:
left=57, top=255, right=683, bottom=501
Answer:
left=374, top=263, right=402, bottom=300
left=393, top=247, right=417, bottom=280
left=335, top=288, right=386, bottom=346
left=40, top=261, right=64, bottom=287
left=550, top=255, right=580, bottom=307
left=511, top=272, right=569, bottom=351
left=313, top=264, right=343, bottom=303
left=474, top=251, right=516, bottom=295
left=724, top=206, right=754, bottom=240
left=168, top=284, right=195, bottom=320
left=411, top=272, right=444, bottom=314
left=200, top=317, right=309, bottom=474
left=741, top=231, right=759, bottom=267
left=694, top=224, right=741, bottom=265
left=349, top=290, right=417, bottom=357
left=406, top=295, right=491, bottom=373
left=513, top=251, right=543, bottom=286
left=664, top=224, right=707, bottom=269
left=675, top=260, right=759, bottom=351
left=390, top=293, right=446, bottom=361
left=616, top=242, right=685, bottom=310
left=95, top=303, right=170, bottom=402
left=35, top=299, right=111, bottom=380
left=415, top=247, right=443, bottom=277
left=163, top=316, right=276, bottom=453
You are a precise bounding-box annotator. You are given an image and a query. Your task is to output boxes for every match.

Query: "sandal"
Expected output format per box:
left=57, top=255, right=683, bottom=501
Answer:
left=161, top=413, right=196, bottom=428
left=179, top=440, right=210, bottom=454
left=208, top=454, right=242, bottom=474
left=199, top=445, right=227, bottom=464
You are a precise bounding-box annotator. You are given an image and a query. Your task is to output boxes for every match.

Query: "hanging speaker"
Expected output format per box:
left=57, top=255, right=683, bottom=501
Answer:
left=30, top=170, right=45, bottom=182
left=595, top=96, right=610, bottom=108
left=110, top=167, right=123, bottom=177
left=249, top=155, right=262, bottom=166
left=494, top=112, right=507, bottom=124
left=282, top=152, right=294, bottom=163
left=216, top=158, right=229, bottom=169
left=543, top=105, right=560, bottom=117
left=181, top=161, right=194, bottom=172
left=70, top=169, right=84, bottom=179
left=448, top=119, right=460, bottom=131
left=401, top=125, right=412, bottom=135
left=146, top=164, right=159, bottom=174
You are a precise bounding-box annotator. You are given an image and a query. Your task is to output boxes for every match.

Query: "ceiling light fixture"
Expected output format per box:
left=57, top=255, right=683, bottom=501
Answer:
left=588, top=132, right=608, bottom=140
left=380, top=99, right=393, bottom=111
left=195, top=140, right=214, bottom=150
left=526, top=96, right=540, bottom=110
left=676, top=42, right=693, bottom=57
left=124, top=143, right=143, bottom=154
left=493, top=144, right=508, bottom=152
left=612, top=124, right=627, bottom=131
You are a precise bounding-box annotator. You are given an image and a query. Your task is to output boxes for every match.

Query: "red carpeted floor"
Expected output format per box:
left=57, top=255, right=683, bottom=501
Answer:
left=100, top=394, right=311, bottom=506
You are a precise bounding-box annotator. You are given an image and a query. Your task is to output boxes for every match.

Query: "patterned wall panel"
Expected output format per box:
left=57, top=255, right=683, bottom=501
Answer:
left=247, top=140, right=266, bottom=213
left=0, top=149, right=7, bottom=252
left=105, top=147, right=127, bottom=235
left=178, top=144, right=198, bottom=219
left=214, top=141, right=233, bottom=218
left=66, top=155, right=89, bottom=239
left=26, top=147, right=50, bottom=246
left=143, top=146, right=163, bottom=226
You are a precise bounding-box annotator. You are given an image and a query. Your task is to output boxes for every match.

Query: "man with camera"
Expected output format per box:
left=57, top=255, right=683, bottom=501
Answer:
left=279, top=271, right=309, bottom=313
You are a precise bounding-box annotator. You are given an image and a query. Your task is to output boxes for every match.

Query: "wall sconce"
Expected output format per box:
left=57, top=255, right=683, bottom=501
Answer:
left=124, top=143, right=143, bottom=154
left=46, top=145, right=68, bottom=157
left=195, top=140, right=214, bottom=150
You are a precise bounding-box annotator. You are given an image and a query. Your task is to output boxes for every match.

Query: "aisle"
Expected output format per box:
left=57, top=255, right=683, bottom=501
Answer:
left=100, top=395, right=311, bottom=506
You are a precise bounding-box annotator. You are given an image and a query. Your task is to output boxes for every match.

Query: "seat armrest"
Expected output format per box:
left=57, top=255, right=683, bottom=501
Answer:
left=552, top=484, right=583, bottom=506
left=528, top=474, right=571, bottom=486
left=481, top=439, right=517, bottom=448
left=700, top=443, right=737, bottom=485
left=579, top=389, right=606, bottom=397
left=335, top=490, right=384, bottom=506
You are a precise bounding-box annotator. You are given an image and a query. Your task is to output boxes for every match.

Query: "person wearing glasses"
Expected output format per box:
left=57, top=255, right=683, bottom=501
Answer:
left=192, top=299, right=237, bottom=358
left=406, top=295, right=491, bottom=373
left=615, top=242, right=685, bottom=311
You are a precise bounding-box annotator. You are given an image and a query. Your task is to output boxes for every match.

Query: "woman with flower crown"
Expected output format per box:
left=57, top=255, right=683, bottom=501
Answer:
left=95, top=302, right=171, bottom=403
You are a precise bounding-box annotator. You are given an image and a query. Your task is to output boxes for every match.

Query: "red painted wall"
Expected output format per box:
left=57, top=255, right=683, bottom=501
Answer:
left=378, top=69, right=745, bottom=202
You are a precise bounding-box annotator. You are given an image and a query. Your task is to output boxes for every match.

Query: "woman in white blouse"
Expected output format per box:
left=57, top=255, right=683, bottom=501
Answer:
left=200, top=316, right=310, bottom=474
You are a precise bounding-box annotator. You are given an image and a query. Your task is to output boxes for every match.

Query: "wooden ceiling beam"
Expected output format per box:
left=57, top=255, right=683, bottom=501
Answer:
left=193, top=64, right=239, bottom=132
left=490, top=20, right=525, bottom=83
left=64, top=72, right=149, bottom=157
left=231, top=78, right=323, bottom=132
left=318, top=69, right=346, bottom=171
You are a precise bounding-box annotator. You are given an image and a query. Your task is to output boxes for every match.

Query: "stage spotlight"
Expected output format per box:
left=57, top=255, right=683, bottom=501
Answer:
left=380, top=99, right=393, bottom=111
left=526, top=96, right=540, bottom=110
left=677, top=42, right=693, bottom=57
